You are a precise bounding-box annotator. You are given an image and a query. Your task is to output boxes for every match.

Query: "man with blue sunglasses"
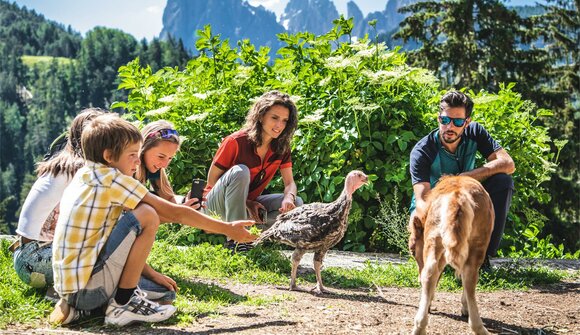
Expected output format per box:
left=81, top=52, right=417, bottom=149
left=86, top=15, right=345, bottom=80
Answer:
left=409, top=91, right=515, bottom=268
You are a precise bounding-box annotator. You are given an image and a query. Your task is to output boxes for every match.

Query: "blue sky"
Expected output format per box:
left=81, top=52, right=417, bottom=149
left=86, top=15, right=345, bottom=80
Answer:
left=13, top=0, right=542, bottom=41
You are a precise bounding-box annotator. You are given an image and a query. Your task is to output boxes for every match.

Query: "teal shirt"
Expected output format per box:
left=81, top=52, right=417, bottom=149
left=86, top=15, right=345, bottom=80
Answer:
left=409, top=122, right=501, bottom=213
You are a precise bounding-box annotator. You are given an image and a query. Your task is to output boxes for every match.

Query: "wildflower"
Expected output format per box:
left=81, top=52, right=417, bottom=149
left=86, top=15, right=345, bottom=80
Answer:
left=192, top=93, right=208, bottom=100
left=145, top=106, right=171, bottom=117
left=186, top=112, right=209, bottom=122
left=158, top=94, right=176, bottom=103
left=301, top=109, right=325, bottom=123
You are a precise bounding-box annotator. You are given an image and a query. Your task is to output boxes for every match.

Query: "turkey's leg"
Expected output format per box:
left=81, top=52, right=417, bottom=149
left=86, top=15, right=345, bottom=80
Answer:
left=312, top=250, right=329, bottom=294
left=290, top=249, right=305, bottom=290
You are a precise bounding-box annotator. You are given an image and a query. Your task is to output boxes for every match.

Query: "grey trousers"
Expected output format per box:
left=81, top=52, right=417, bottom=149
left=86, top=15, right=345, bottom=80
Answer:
left=205, top=164, right=303, bottom=226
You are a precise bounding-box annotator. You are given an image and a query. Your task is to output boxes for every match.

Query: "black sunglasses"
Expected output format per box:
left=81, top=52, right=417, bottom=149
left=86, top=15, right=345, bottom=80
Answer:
left=439, top=115, right=467, bottom=127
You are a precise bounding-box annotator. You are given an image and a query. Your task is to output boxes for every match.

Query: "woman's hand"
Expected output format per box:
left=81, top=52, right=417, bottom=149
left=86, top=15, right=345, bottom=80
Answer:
left=183, top=191, right=205, bottom=210
left=279, top=194, right=296, bottom=213
left=246, top=199, right=266, bottom=223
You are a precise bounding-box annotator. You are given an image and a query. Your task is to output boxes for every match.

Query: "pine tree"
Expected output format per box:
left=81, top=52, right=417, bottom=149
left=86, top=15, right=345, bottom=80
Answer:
left=395, top=0, right=549, bottom=99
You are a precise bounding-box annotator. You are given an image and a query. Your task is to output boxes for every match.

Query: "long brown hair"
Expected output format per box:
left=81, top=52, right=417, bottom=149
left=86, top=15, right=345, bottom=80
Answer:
left=135, top=120, right=181, bottom=199
left=243, top=90, right=298, bottom=155
left=36, top=108, right=105, bottom=178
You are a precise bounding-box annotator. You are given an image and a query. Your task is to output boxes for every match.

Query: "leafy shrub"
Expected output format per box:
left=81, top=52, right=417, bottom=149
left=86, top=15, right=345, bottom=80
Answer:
left=369, top=189, right=410, bottom=254
left=113, top=19, right=562, bottom=255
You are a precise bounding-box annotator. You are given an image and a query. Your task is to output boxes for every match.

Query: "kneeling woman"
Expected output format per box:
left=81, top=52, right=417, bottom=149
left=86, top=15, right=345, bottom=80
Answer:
left=205, top=90, right=303, bottom=249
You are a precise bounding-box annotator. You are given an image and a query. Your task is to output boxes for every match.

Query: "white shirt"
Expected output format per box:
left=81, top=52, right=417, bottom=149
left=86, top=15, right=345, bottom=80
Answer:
left=16, top=173, right=70, bottom=241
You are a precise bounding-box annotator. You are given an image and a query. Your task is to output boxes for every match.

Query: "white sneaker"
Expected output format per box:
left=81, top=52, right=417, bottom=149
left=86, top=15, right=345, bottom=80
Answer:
left=104, top=287, right=176, bottom=326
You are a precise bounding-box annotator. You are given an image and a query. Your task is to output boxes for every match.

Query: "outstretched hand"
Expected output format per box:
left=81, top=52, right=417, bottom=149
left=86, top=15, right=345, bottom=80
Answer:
left=227, top=220, right=258, bottom=243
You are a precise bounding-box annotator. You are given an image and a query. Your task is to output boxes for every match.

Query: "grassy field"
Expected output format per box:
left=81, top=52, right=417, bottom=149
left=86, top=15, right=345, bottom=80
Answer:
left=0, top=236, right=574, bottom=328
left=21, top=55, right=74, bottom=67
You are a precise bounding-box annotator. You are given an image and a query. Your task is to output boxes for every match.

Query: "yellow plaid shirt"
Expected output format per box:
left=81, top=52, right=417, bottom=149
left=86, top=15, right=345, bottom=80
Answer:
left=52, top=161, right=148, bottom=295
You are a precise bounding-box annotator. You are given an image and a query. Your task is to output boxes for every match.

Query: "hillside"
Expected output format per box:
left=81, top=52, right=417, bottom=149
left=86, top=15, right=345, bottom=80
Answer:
left=0, top=0, right=81, bottom=58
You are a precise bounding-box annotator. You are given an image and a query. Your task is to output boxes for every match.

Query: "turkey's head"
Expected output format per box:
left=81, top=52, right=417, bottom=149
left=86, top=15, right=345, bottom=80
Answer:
left=344, top=170, right=368, bottom=195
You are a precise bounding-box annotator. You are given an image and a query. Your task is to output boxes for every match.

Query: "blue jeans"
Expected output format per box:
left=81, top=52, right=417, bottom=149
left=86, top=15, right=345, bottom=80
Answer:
left=206, top=164, right=303, bottom=226
left=64, top=212, right=175, bottom=310
left=13, top=240, right=53, bottom=288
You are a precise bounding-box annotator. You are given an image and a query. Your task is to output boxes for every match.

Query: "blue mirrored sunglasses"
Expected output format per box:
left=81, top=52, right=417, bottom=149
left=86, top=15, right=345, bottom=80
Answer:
left=147, top=128, right=179, bottom=139
left=438, top=115, right=467, bottom=127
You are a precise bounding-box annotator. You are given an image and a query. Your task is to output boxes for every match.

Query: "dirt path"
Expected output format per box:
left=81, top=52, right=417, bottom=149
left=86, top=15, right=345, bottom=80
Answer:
left=9, top=280, right=579, bottom=335
left=5, top=251, right=578, bottom=335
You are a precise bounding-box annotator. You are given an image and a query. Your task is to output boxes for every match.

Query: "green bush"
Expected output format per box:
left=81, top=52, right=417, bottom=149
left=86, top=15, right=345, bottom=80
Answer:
left=113, top=19, right=562, bottom=255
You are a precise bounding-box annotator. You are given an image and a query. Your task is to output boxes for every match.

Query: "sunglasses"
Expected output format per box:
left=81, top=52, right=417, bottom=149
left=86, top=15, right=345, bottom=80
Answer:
left=438, top=115, right=468, bottom=127
left=250, top=169, right=266, bottom=190
left=147, top=128, right=179, bottom=139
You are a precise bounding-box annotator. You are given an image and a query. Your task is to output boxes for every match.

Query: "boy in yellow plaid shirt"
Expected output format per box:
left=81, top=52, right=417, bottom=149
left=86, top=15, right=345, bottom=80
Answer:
left=50, top=114, right=256, bottom=326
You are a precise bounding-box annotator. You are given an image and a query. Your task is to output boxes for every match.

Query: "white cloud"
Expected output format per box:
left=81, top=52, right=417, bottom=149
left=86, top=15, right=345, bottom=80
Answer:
left=146, top=5, right=162, bottom=13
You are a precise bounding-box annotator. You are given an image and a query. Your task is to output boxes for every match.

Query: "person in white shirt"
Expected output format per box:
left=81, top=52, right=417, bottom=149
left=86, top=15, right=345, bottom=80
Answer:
left=13, top=108, right=104, bottom=288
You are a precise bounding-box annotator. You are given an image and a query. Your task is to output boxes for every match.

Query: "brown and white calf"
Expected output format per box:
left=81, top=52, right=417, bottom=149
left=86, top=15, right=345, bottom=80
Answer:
left=408, top=176, right=494, bottom=335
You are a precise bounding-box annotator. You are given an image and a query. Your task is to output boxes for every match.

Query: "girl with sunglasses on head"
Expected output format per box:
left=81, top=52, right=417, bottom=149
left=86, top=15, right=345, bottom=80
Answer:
left=204, top=90, right=303, bottom=252
left=129, top=120, right=205, bottom=304
left=137, top=120, right=204, bottom=208
left=13, top=108, right=104, bottom=293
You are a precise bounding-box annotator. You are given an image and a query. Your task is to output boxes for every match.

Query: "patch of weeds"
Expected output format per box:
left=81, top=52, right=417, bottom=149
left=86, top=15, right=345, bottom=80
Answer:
left=243, top=294, right=294, bottom=307
left=0, top=239, right=52, bottom=328
left=477, top=261, right=566, bottom=291
left=148, top=241, right=291, bottom=285
left=369, top=189, right=411, bottom=254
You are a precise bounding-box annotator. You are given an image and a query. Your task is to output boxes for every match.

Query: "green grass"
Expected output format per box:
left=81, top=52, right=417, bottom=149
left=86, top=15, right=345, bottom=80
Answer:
left=0, top=238, right=575, bottom=329
left=21, top=55, right=74, bottom=67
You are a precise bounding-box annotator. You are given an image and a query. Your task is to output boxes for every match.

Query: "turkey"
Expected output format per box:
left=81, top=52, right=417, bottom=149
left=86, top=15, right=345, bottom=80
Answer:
left=255, top=170, right=368, bottom=294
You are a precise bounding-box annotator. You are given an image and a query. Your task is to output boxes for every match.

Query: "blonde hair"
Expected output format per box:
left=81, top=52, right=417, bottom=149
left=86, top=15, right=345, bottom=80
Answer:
left=37, top=108, right=105, bottom=178
left=135, top=120, right=181, bottom=199
left=82, top=114, right=142, bottom=165
left=243, top=90, right=298, bottom=155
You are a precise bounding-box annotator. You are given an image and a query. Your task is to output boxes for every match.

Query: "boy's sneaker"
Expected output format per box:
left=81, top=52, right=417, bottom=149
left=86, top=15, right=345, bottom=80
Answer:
left=49, top=298, right=91, bottom=325
left=104, top=287, right=176, bottom=326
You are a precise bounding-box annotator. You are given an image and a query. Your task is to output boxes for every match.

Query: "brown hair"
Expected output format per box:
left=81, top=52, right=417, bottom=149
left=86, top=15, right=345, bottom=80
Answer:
left=81, top=113, right=142, bottom=165
left=135, top=120, right=181, bottom=199
left=440, top=91, right=474, bottom=118
left=36, top=108, right=105, bottom=178
left=243, top=90, right=298, bottom=155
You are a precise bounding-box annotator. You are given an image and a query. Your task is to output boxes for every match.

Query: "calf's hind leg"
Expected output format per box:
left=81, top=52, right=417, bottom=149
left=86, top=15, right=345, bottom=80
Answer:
left=413, top=254, right=445, bottom=335
left=462, top=264, right=489, bottom=335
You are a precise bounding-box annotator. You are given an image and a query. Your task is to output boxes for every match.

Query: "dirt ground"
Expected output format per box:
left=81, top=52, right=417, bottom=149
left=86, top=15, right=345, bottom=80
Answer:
left=2, top=251, right=578, bottom=335
left=3, top=278, right=577, bottom=335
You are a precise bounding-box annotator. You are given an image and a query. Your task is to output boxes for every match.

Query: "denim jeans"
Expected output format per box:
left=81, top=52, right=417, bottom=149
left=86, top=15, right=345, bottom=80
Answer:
left=13, top=240, right=53, bottom=288
left=206, top=164, right=303, bottom=226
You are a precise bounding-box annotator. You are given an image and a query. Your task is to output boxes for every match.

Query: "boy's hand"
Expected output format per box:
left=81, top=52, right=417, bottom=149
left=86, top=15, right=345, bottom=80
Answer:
left=227, top=220, right=258, bottom=243
left=152, top=272, right=178, bottom=292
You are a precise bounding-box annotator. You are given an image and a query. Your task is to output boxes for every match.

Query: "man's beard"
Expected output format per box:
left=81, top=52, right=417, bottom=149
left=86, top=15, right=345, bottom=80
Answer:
left=442, top=131, right=460, bottom=144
